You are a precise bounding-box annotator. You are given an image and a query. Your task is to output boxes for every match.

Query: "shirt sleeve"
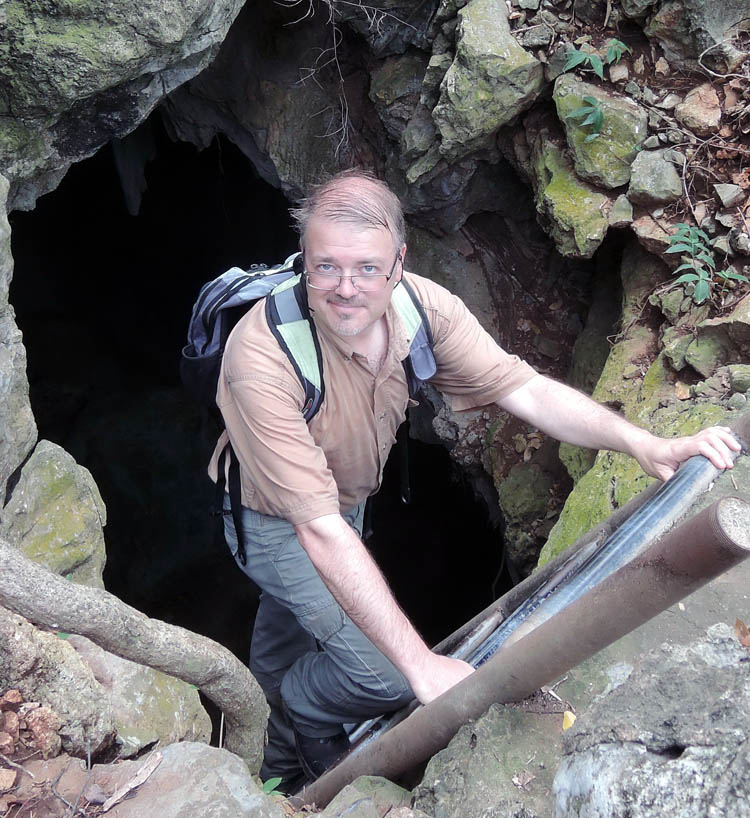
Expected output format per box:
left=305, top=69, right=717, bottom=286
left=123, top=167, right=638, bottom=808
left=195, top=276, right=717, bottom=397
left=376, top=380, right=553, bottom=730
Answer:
left=216, top=312, right=341, bottom=525
left=410, top=275, right=538, bottom=411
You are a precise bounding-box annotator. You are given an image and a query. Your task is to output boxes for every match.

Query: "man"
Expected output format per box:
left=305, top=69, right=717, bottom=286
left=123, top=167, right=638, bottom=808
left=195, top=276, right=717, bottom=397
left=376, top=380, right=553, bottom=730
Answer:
left=209, top=169, right=739, bottom=787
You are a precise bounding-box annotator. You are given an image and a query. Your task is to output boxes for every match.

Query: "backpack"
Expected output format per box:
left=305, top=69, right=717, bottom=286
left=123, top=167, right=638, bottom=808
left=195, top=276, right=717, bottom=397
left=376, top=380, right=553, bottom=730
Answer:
left=181, top=251, right=437, bottom=563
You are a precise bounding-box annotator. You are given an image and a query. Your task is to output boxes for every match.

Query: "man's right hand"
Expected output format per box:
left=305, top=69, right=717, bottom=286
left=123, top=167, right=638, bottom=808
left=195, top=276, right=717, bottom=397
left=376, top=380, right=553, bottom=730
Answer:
left=408, top=653, right=475, bottom=705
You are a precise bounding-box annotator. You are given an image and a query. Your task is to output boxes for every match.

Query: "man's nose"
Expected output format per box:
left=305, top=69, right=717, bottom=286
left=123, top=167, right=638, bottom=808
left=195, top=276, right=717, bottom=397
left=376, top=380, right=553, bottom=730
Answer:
left=334, top=275, right=358, bottom=297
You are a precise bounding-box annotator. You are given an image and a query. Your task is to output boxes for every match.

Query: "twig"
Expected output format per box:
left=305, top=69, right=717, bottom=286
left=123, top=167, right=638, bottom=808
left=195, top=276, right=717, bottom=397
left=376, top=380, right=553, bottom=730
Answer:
left=51, top=763, right=86, bottom=818
left=66, top=743, right=92, bottom=818
left=697, top=35, right=750, bottom=81
left=0, top=753, right=35, bottom=780
left=678, top=152, right=698, bottom=223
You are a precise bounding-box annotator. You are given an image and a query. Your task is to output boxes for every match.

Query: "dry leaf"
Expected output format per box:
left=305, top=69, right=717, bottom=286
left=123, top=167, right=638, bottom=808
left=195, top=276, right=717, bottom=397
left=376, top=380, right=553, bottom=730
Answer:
left=735, top=618, right=750, bottom=648
left=102, top=751, right=162, bottom=812
left=719, top=124, right=735, bottom=138
left=732, top=169, right=750, bottom=190
left=512, top=770, right=536, bottom=790
left=716, top=149, right=739, bottom=160
left=562, top=710, right=577, bottom=730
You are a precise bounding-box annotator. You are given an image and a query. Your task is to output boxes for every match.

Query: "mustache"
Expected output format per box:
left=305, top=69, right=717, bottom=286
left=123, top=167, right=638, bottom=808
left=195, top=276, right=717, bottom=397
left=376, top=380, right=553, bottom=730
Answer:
left=325, top=294, right=366, bottom=306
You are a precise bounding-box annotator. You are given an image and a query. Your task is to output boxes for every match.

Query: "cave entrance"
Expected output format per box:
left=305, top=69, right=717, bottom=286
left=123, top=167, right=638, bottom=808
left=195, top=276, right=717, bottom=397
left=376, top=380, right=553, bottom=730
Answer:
left=8, top=113, right=507, bottom=659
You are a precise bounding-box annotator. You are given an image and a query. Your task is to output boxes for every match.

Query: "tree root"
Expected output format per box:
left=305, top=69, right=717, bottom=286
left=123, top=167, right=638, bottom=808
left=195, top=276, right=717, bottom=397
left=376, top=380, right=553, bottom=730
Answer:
left=0, top=536, right=267, bottom=773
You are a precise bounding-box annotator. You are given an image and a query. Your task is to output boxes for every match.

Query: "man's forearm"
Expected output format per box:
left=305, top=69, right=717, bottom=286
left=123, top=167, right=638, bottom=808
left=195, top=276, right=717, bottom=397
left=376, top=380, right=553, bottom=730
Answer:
left=294, top=514, right=473, bottom=703
left=498, top=374, right=740, bottom=480
left=498, top=374, right=649, bottom=455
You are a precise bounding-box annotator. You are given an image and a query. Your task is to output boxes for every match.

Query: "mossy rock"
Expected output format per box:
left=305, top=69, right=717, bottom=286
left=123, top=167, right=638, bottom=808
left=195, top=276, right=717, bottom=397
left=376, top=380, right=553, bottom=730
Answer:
left=0, top=439, right=106, bottom=588
left=433, top=0, right=544, bottom=160
left=539, top=401, right=732, bottom=567
left=530, top=136, right=609, bottom=258
left=684, top=295, right=750, bottom=378
left=554, top=74, right=648, bottom=189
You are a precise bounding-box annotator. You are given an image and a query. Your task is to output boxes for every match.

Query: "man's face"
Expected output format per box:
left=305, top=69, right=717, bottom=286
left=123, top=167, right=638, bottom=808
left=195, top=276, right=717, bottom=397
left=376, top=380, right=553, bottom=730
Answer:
left=302, top=215, right=404, bottom=340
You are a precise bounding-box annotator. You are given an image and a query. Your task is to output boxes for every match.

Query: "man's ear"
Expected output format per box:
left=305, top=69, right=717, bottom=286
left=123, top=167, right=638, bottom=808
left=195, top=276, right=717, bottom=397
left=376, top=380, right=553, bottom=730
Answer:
left=396, top=244, right=407, bottom=281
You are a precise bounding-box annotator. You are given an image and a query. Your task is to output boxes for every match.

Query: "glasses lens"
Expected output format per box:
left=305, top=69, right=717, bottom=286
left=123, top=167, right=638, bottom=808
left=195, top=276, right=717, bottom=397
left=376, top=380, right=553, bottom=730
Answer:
left=306, top=273, right=339, bottom=290
left=352, top=275, right=388, bottom=291
left=306, top=273, right=388, bottom=291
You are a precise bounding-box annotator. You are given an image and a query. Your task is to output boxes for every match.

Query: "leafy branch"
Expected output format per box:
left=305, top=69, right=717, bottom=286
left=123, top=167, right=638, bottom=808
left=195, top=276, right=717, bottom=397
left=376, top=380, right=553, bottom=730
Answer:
left=666, top=223, right=748, bottom=304
left=566, top=96, right=604, bottom=142
left=564, top=38, right=632, bottom=80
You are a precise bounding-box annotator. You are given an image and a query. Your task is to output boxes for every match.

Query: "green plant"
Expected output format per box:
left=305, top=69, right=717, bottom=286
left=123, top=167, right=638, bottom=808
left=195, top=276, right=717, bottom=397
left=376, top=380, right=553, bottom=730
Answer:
left=666, top=223, right=748, bottom=304
left=565, top=96, right=604, bottom=142
left=605, top=38, right=632, bottom=65
left=262, top=776, right=284, bottom=797
left=564, top=47, right=605, bottom=80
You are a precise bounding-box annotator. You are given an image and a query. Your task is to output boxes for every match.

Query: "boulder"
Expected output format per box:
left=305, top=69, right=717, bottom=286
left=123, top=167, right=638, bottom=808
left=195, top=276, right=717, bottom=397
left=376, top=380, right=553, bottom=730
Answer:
left=68, top=635, right=211, bottom=758
left=432, top=0, right=544, bottom=160
left=526, top=112, right=609, bottom=259
left=0, top=0, right=246, bottom=210
left=0, top=607, right=115, bottom=757
left=644, top=0, right=749, bottom=73
left=627, top=150, right=683, bottom=205
left=555, top=624, right=750, bottom=818
left=684, top=294, right=750, bottom=378
left=370, top=53, right=430, bottom=141
left=321, top=776, right=411, bottom=817
left=413, top=702, right=552, bottom=817
left=673, top=82, right=722, bottom=137
left=16, top=742, right=286, bottom=818
left=0, top=440, right=107, bottom=589
left=0, top=176, right=37, bottom=497
left=553, top=74, right=648, bottom=189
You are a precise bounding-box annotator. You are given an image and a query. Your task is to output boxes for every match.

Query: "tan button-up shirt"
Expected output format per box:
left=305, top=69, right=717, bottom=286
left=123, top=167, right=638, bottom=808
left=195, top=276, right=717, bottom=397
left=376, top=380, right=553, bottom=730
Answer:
left=208, top=271, right=536, bottom=525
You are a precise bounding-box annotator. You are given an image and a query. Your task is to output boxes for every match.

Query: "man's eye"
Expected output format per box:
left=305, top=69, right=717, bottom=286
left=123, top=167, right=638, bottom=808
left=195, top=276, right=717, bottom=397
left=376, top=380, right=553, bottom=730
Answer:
left=361, top=265, right=377, bottom=275
left=317, top=264, right=334, bottom=273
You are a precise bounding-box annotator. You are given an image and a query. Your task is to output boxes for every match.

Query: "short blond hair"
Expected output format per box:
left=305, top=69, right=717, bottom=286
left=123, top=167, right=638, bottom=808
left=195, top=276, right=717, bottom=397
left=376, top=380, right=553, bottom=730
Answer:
left=290, top=169, right=406, bottom=251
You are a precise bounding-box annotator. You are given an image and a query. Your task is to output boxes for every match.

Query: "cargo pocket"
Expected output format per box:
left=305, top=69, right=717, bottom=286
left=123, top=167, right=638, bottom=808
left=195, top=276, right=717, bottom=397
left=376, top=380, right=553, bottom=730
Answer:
left=300, top=601, right=346, bottom=644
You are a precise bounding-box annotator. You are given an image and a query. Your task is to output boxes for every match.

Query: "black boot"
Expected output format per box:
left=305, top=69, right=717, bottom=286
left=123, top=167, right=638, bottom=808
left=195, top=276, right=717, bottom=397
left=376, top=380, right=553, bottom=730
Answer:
left=293, top=728, right=351, bottom=780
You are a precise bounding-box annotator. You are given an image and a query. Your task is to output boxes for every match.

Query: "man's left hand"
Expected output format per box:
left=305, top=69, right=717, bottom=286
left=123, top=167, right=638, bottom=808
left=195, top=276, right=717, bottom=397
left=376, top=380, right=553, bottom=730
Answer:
left=634, top=426, right=742, bottom=482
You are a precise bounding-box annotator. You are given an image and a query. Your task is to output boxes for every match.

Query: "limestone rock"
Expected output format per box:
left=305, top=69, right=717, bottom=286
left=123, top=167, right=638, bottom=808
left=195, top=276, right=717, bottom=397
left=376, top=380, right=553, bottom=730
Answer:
left=28, top=743, right=286, bottom=818
left=630, top=211, right=676, bottom=257
left=322, top=776, right=411, bottom=817
left=627, top=150, right=683, bottom=205
left=68, top=636, right=211, bottom=758
left=555, top=624, right=750, bottom=818
left=554, top=74, right=648, bottom=189
left=526, top=111, right=609, bottom=259
left=728, top=363, right=750, bottom=393
left=432, top=0, right=544, bottom=160
left=714, top=183, right=745, bottom=209
left=0, top=0, right=246, bottom=210
left=0, top=607, right=115, bottom=757
left=684, top=294, right=750, bottom=377
left=0, top=440, right=107, bottom=589
left=673, top=82, right=722, bottom=137
left=413, top=702, right=552, bottom=818
left=370, top=53, right=430, bottom=141
left=0, top=176, right=37, bottom=497
left=644, top=0, right=749, bottom=73
left=608, top=194, right=633, bottom=227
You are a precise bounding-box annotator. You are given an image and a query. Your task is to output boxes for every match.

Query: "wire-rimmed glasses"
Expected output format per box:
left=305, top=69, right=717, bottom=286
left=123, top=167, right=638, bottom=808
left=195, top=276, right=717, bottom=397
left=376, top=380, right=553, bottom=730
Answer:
left=305, top=253, right=402, bottom=292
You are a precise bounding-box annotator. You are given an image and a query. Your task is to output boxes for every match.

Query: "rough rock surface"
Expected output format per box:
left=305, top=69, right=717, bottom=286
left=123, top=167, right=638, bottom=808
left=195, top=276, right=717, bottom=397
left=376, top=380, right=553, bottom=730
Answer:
left=0, top=440, right=107, bottom=588
left=68, top=635, right=211, bottom=758
left=684, top=294, right=750, bottom=378
left=14, top=742, right=286, bottom=818
left=432, top=0, right=544, bottom=160
left=0, top=176, right=37, bottom=496
left=525, top=111, right=609, bottom=258
left=413, top=702, right=557, bottom=818
left=554, top=74, right=648, bottom=189
left=0, top=607, right=115, bottom=757
left=0, top=0, right=247, bottom=210
left=555, top=623, right=750, bottom=818
left=321, top=776, right=412, bottom=817
left=674, top=82, right=722, bottom=137
left=627, top=149, right=683, bottom=205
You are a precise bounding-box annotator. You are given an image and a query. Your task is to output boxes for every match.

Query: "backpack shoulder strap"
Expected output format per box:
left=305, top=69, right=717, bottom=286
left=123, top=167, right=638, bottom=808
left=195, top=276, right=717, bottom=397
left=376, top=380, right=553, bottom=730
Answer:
left=265, top=257, right=325, bottom=422
left=392, top=277, right=437, bottom=397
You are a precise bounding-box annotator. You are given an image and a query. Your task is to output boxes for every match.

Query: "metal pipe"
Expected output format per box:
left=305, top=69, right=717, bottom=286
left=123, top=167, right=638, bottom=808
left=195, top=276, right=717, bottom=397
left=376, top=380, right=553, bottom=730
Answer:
left=298, top=496, right=750, bottom=808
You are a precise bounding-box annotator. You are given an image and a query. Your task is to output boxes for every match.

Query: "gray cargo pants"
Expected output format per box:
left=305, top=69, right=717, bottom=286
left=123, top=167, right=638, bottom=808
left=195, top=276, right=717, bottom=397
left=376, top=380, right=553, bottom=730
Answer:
left=223, top=499, right=413, bottom=781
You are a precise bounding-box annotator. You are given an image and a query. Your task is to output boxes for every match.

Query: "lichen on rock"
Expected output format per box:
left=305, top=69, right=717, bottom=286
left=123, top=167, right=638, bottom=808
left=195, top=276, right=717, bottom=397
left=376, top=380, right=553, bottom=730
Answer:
left=553, top=74, right=648, bottom=189
left=0, top=440, right=107, bottom=589
left=432, top=0, right=544, bottom=161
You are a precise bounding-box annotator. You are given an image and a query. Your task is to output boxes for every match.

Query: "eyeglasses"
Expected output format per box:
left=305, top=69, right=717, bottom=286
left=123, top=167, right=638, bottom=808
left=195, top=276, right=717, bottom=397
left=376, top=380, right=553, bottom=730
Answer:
left=305, top=253, right=402, bottom=292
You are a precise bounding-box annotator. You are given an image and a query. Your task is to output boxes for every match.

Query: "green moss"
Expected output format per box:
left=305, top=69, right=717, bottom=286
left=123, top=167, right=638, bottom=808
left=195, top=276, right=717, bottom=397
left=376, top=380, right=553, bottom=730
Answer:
left=533, top=142, right=609, bottom=258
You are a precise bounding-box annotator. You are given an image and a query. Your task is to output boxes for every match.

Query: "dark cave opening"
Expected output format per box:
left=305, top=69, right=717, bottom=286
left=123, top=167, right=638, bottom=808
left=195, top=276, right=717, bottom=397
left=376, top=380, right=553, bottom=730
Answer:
left=8, top=113, right=509, bottom=662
